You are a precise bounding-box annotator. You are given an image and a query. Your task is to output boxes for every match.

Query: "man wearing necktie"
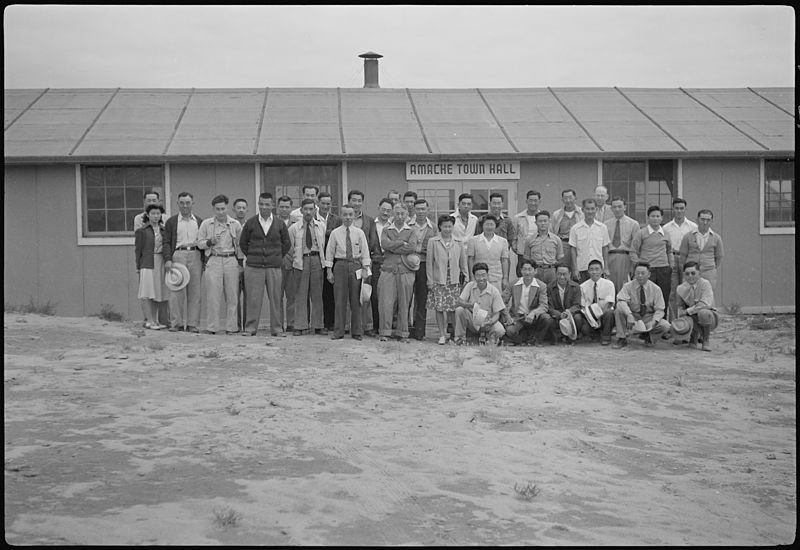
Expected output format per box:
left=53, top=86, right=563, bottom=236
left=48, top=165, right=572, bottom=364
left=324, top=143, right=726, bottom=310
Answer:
left=614, top=262, right=671, bottom=348
left=324, top=205, right=371, bottom=341
left=674, top=261, right=719, bottom=351
left=288, top=199, right=327, bottom=336
left=603, top=197, right=639, bottom=302
left=578, top=259, right=616, bottom=345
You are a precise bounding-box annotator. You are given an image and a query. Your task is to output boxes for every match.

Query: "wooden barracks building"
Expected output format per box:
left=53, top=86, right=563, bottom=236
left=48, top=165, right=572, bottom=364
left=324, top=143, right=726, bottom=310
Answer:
left=3, top=53, right=795, bottom=319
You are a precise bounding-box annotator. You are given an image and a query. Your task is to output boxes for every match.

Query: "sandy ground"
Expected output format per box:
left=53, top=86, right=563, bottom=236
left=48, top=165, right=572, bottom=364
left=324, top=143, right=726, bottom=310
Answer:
left=4, top=311, right=796, bottom=545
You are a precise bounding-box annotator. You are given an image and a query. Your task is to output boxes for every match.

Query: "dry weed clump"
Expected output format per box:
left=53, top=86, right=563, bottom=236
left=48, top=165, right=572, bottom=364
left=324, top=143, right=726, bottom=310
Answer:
left=212, top=506, right=242, bottom=528
left=513, top=481, right=541, bottom=501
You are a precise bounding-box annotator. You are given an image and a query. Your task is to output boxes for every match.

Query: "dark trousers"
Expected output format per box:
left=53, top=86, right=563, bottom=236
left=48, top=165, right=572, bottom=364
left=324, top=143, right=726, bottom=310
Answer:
left=411, top=261, right=429, bottom=339
left=650, top=266, right=672, bottom=312
left=323, top=275, right=335, bottom=330
left=579, top=310, right=615, bottom=341
left=237, top=269, right=246, bottom=331
left=370, top=261, right=382, bottom=333
left=333, top=260, right=362, bottom=337
left=505, top=315, right=553, bottom=344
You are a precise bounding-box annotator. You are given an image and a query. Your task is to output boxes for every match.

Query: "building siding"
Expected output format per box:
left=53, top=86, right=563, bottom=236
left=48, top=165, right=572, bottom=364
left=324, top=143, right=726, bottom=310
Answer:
left=347, top=162, right=407, bottom=216
left=519, top=160, right=598, bottom=213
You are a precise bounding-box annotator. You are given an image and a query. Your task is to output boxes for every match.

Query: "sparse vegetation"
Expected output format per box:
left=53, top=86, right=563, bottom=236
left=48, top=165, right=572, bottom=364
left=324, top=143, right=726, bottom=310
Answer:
left=4, top=297, right=57, bottom=316
left=514, top=481, right=540, bottom=501
left=147, top=340, right=165, bottom=351
left=95, top=303, right=124, bottom=322
left=212, top=506, right=242, bottom=528
left=725, top=302, right=742, bottom=316
left=201, top=350, right=220, bottom=358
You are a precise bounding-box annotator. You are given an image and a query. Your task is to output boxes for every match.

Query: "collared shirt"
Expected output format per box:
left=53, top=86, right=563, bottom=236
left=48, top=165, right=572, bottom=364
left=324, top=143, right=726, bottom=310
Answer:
left=301, top=219, right=322, bottom=253
left=197, top=216, right=241, bottom=256
left=617, top=279, right=666, bottom=318
left=353, top=211, right=364, bottom=230
left=289, top=205, right=320, bottom=225
left=557, top=283, right=567, bottom=306
left=478, top=213, right=515, bottom=243
left=676, top=277, right=715, bottom=310
left=451, top=211, right=479, bottom=241
left=631, top=225, right=671, bottom=268
left=551, top=207, right=583, bottom=240
left=595, top=203, right=615, bottom=224
left=459, top=281, right=505, bottom=317
left=258, top=213, right=273, bottom=236
left=525, top=230, right=564, bottom=266
left=133, top=212, right=147, bottom=231
left=663, top=218, right=698, bottom=251
left=324, top=224, right=371, bottom=268
left=412, top=216, right=437, bottom=259
left=604, top=215, right=640, bottom=251
left=515, top=277, right=540, bottom=316
left=467, top=233, right=509, bottom=282
left=374, top=217, right=392, bottom=255
left=568, top=220, right=610, bottom=272
left=696, top=229, right=711, bottom=251
left=579, top=277, right=615, bottom=308
left=176, top=213, right=200, bottom=247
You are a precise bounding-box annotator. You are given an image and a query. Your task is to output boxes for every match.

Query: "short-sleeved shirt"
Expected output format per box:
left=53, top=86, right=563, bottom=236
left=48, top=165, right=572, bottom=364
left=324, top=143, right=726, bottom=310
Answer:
left=524, top=231, right=564, bottom=266
left=451, top=212, right=479, bottom=241
left=663, top=218, right=698, bottom=252
left=579, top=277, right=616, bottom=308
left=459, top=281, right=505, bottom=316
left=568, top=220, right=610, bottom=272
left=467, top=234, right=509, bottom=283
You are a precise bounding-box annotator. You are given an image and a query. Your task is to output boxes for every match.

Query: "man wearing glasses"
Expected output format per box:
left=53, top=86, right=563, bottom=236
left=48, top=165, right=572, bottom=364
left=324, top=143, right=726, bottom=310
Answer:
left=679, top=209, right=724, bottom=305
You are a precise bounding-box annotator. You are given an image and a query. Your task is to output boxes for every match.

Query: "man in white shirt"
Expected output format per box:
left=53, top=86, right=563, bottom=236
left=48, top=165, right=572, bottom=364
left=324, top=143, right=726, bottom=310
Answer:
left=289, top=185, right=320, bottom=225
left=451, top=193, right=479, bottom=242
left=454, top=263, right=507, bottom=345
left=371, top=198, right=394, bottom=334
left=603, top=196, right=639, bottom=300
left=569, top=198, right=610, bottom=283
left=163, top=191, right=204, bottom=333
left=503, top=258, right=552, bottom=346
left=579, top=259, right=616, bottom=345
left=288, top=198, right=327, bottom=336
left=594, top=186, right=615, bottom=224
left=662, top=198, right=698, bottom=319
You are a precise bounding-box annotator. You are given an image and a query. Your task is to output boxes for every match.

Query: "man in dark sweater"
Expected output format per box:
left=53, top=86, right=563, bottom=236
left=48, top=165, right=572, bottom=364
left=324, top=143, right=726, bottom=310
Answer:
left=239, top=192, right=292, bottom=337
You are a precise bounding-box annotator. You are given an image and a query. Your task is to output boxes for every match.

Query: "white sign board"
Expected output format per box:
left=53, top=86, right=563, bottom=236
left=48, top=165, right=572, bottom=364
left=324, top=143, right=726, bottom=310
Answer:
left=406, top=161, right=520, bottom=180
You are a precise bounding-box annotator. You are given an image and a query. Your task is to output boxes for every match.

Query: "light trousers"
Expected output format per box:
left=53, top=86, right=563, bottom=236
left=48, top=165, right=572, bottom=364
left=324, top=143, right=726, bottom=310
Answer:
left=282, top=265, right=297, bottom=329
left=378, top=269, right=415, bottom=337
left=204, top=256, right=240, bottom=333
left=607, top=252, right=631, bottom=302
left=333, top=260, right=363, bottom=337
left=454, top=307, right=506, bottom=340
left=294, top=256, right=324, bottom=330
left=244, top=265, right=283, bottom=334
left=169, top=249, right=203, bottom=329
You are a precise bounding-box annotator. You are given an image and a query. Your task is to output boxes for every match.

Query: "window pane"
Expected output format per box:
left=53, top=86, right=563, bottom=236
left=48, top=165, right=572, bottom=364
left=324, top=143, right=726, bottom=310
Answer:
left=87, top=210, right=106, bottom=232
left=85, top=167, right=105, bottom=187
left=107, top=210, right=126, bottom=232
left=764, top=160, right=795, bottom=228
left=125, top=166, right=143, bottom=187
left=107, top=187, right=125, bottom=209
left=126, top=187, right=142, bottom=208
left=127, top=209, right=141, bottom=230
left=143, top=167, right=162, bottom=188
left=106, top=167, right=124, bottom=185
left=86, top=187, right=106, bottom=210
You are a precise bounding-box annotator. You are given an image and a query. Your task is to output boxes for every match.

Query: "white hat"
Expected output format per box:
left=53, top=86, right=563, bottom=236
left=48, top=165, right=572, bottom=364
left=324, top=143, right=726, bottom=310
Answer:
left=165, top=263, right=190, bottom=291
left=632, top=319, right=650, bottom=333
left=559, top=313, right=577, bottom=340
left=472, top=305, right=488, bottom=327
left=583, top=303, right=604, bottom=329
left=360, top=282, right=372, bottom=305
left=401, top=253, right=421, bottom=271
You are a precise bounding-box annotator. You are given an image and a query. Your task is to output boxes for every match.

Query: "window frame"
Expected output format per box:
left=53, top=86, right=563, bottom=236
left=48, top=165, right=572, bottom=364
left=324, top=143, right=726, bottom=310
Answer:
left=760, top=158, right=795, bottom=235
left=599, top=158, right=680, bottom=224
left=76, top=163, right=171, bottom=246
left=259, top=162, right=342, bottom=215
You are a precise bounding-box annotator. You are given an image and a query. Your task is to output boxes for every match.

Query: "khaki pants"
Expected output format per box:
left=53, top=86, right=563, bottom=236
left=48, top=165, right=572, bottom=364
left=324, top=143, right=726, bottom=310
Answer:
left=294, top=255, right=324, bottom=330
left=169, top=249, right=203, bottom=329
left=244, top=266, right=283, bottom=334
left=282, top=266, right=297, bottom=329
left=378, top=269, right=415, bottom=338
left=700, top=268, right=718, bottom=306
left=333, top=260, right=363, bottom=337
left=204, top=256, right=240, bottom=333
left=607, top=252, right=631, bottom=302
left=454, top=307, right=506, bottom=340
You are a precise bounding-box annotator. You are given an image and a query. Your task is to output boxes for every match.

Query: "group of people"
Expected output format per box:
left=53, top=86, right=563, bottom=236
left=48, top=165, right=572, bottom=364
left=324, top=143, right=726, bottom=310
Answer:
left=133, top=184, right=724, bottom=351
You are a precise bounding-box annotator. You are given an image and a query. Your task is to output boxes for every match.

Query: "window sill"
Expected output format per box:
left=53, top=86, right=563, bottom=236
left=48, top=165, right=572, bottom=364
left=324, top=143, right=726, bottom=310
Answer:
left=78, top=236, right=135, bottom=246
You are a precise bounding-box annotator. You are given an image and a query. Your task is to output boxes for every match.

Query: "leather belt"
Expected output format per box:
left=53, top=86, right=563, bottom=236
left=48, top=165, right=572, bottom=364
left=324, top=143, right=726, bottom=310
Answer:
left=211, top=251, right=236, bottom=257
left=303, top=251, right=319, bottom=257
left=608, top=250, right=630, bottom=254
left=175, top=246, right=198, bottom=251
left=560, top=237, right=570, bottom=242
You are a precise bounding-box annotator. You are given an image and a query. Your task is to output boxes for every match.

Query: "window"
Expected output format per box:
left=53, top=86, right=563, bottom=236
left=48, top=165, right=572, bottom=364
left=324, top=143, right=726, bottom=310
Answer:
left=261, top=164, right=341, bottom=214
left=602, top=160, right=677, bottom=223
left=763, top=159, right=795, bottom=230
left=415, top=188, right=456, bottom=224
left=82, top=165, right=164, bottom=236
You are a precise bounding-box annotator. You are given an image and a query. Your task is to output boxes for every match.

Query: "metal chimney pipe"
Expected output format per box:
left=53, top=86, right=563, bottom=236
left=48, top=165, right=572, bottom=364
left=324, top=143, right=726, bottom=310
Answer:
left=359, top=51, right=383, bottom=88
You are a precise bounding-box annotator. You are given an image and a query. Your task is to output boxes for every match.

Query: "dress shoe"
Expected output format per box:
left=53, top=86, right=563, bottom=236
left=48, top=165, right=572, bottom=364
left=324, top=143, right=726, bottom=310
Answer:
left=613, top=338, right=628, bottom=349
left=271, top=332, right=287, bottom=337
left=186, top=326, right=199, bottom=333
left=352, top=335, right=363, bottom=341
left=286, top=325, right=294, bottom=333
left=241, top=331, right=256, bottom=336
left=601, top=339, right=611, bottom=346
left=364, top=330, right=376, bottom=338
left=168, top=325, right=181, bottom=332
left=202, top=330, right=216, bottom=335
left=316, top=328, right=328, bottom=335
left=330, top=335, right=344, bottom=340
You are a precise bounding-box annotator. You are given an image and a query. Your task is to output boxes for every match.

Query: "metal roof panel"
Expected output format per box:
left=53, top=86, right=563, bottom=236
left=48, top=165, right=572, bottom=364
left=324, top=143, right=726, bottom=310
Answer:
left=257, top=89, right=341, bottom=155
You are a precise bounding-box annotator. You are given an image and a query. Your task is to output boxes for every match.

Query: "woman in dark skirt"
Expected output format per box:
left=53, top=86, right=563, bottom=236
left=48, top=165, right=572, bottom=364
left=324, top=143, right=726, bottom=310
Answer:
left=426, top=215, right=469, bottom=344
left=134, top=203, right=169, bottom=329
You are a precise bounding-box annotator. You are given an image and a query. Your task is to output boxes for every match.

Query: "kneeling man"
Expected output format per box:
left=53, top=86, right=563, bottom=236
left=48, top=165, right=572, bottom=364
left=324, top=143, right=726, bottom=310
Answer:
left=579, top=259, right=616, bottom=345
left=503, top=258, right=552, bottom=346
left=674, top=261, right=718, bottom=351
left=614, top=262, right=671, bottom=348
left=454, top=262, right=506, bottom=345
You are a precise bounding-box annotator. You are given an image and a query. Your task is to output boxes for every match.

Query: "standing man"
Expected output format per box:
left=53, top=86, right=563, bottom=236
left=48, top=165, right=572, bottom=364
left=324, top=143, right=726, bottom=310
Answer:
left=603, top=196, right=639, bottom=299
left=579, top=259, right=616, bottom=345
left=163, top=192, right=204, bottom=333
left=317, top=191, right=341, bottom=333
left=503, top=258, right=552, bottom=346
left=675, top=261, right=719, bottom=351
left=451, top=193, right=479, bottom=242
left=679, top=209, right=724, bottom=305
left=546, top=263, right=584, bottom=345
left=403, top=191, right=418, bottom=222
left=276, top=195, right=297, bottom=332
left=371, top=197, right=394, bottom=335
left=232, top=198, right=249, bottom=331
left=631, top=205, right=673, bottom=311
left=197, top=195, right=242, bottom=335
left=378, top=202, right=419, bottom=342
left=387, top=190, right=402, bottom=206
left=568, top=198, right=610, bottom=283
left=289, top=185, right=320, bottom=224
left=350, top=190, right=380, bottom=337
left=613, top=262, right=671, bottom=348
left=512, top=190, right=542, bottom=277
left=239, top=192, right=291, bottom=338
left=133, top=190, right=165, bottom=325
left=594, top=185, right=615, bottom=224
left=663, top=198, right=698, bottom=319
left=409, top=198, right=437, bottom=341
left=523, top=210, right=563, bottom=285
left=325, top=205, right=371, bottom=341
left=550, top=189, right=583, bottom=276
left=288, top=198, right=327, bottom=336
left=478, top=192, right=516, bottom=243
left=454, top=263, right=507, bottom=345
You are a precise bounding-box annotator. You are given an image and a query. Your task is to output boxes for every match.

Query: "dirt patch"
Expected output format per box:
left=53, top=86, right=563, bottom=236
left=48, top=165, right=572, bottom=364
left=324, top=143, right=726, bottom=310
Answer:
left=4, top=312, right=796, bottom=545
